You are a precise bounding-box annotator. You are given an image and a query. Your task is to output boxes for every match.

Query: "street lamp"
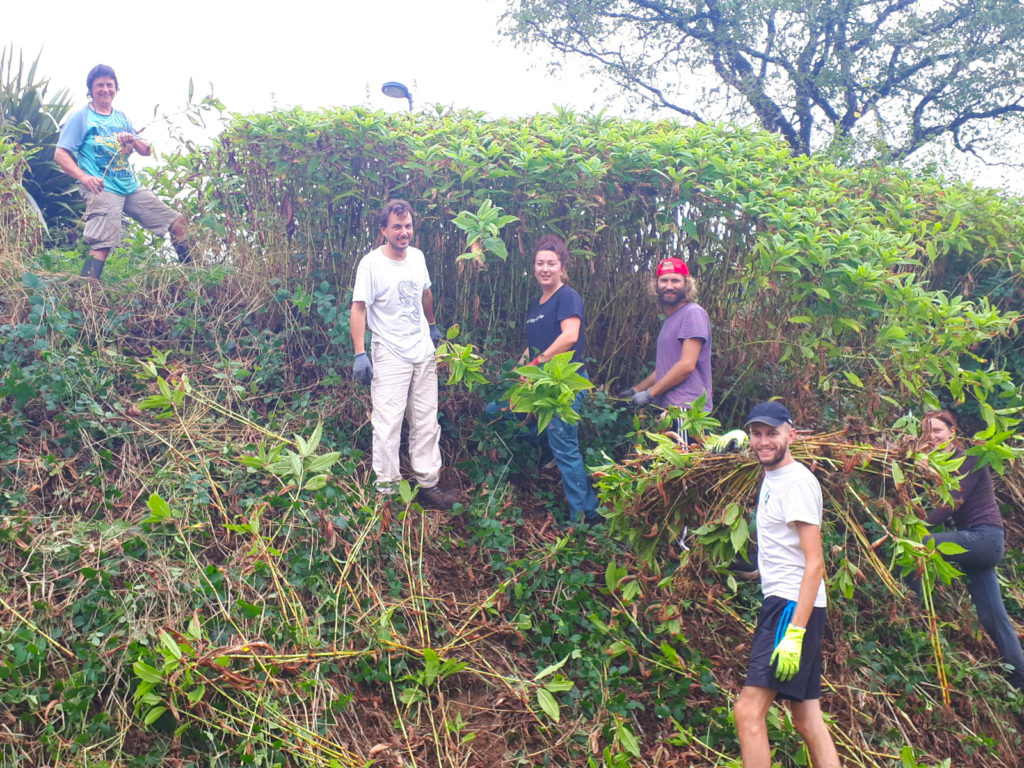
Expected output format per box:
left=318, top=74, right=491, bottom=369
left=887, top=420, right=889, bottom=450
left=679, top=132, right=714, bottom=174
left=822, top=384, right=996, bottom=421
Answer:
left=381, top=81, right=413, bottom=112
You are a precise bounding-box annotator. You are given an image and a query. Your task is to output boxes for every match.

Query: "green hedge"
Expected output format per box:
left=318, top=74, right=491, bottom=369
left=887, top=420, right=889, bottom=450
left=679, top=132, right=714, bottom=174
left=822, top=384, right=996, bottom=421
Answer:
left=166, top=108, right=1023, bottom=427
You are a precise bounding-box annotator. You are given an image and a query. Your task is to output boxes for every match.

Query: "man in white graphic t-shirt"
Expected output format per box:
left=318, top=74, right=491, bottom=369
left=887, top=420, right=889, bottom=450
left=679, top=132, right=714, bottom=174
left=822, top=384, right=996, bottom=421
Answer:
left=350, top=200, right=457, bottom=510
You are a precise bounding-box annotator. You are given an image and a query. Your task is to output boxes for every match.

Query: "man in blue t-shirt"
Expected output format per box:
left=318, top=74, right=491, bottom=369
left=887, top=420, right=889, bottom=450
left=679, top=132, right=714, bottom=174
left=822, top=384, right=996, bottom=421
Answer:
left=55, top=64, right=192, bottom=279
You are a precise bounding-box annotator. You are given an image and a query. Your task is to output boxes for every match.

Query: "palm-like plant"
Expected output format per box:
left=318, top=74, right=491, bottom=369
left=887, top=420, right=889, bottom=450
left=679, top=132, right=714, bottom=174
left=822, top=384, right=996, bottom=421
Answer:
left=0, top=46, right=80, bottom=233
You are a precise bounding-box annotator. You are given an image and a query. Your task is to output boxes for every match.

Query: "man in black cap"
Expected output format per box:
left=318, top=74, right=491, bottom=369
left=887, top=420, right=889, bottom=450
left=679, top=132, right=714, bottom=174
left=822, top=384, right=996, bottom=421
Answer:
left=733, top=401, right=839, bottom=768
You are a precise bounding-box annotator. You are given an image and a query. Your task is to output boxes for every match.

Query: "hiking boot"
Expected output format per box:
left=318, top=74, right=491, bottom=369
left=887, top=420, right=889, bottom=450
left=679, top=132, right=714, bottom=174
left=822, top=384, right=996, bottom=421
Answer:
left=173, top=239, right=193, bottom=264
left=416, top=484, right=458, bottom=511
left=559, top=513, right=603, bottom=532
left=538, top=447, right=558, bottom=471
left=727, top=556, right=760, bottom=581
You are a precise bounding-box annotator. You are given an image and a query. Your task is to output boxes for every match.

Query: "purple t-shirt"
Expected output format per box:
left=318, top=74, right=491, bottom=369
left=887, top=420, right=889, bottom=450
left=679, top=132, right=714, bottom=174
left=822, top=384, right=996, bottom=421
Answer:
left=654, top=301, right=712, bottom=411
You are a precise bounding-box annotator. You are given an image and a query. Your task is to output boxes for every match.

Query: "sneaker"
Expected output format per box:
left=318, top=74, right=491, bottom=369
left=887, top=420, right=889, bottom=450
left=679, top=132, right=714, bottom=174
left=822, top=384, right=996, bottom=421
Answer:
left=726, top=556, right=759, bottom=581
left=416, top=484, right=458, bottom=511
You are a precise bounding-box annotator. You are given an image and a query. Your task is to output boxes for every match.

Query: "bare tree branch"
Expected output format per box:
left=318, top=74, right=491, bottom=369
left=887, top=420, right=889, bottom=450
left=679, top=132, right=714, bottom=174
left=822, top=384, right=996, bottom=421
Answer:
left=502, top=0, right=1024, bottom=165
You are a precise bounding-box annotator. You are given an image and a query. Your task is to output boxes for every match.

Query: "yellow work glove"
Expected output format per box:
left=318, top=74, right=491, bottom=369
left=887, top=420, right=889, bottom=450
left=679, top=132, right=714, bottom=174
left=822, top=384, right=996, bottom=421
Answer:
left=769, top=624, right=806, bottom=682
left=712, top=429, right=749, bottom=454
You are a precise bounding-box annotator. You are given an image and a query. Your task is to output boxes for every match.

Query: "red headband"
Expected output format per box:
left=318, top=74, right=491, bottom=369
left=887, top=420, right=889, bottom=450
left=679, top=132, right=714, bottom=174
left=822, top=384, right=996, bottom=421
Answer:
left=656, top=258, right=689, bottom=277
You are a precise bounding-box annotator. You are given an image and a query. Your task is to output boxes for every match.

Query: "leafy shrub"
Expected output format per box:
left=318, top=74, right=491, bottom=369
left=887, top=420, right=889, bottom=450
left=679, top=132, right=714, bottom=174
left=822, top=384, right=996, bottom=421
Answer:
left=0, top=47, right=79, bottom=231
left=181, top=108, right=1023, bottom=430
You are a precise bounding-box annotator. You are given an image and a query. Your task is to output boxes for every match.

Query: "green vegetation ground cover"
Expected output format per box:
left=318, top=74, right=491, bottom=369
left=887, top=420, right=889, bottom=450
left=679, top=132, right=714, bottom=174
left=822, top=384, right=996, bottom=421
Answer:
left=1, top=108, right=1024, bottom=767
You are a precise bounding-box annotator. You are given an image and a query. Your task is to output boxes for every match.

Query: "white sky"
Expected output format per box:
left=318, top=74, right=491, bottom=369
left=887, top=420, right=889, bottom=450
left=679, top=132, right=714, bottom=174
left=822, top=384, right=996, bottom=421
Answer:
left=7, top=1, right=602, bottom=133
left=6, top=0, right=1023, bottom=194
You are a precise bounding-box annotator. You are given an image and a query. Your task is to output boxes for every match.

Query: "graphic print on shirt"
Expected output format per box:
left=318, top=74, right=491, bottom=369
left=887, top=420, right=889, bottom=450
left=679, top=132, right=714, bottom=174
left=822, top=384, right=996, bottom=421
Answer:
left=396, top=280, right=422, bottom=330
left=86, top=110, right=136, bottom=182
left=94, top=132, right=131, bottom=177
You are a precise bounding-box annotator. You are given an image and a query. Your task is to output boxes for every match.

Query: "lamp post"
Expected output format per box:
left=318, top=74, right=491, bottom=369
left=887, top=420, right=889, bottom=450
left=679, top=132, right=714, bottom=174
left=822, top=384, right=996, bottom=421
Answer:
left=381, top=81, right=413, bottom=112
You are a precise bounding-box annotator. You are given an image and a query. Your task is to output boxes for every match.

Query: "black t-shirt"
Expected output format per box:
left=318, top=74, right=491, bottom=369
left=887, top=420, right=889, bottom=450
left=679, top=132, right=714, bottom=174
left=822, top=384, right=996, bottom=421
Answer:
left=926, top=451, right=1004, bottom=530
left=525, top=284, right=586, bottom=364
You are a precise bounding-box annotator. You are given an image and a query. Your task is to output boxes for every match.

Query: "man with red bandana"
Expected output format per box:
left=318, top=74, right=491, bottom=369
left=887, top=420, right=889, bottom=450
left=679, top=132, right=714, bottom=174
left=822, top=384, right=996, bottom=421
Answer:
left=619, top=257, right=713, bottom=414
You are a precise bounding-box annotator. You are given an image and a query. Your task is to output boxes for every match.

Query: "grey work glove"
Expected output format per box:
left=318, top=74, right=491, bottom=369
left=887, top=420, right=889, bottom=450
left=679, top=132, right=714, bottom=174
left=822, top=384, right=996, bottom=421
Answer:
left=353, top=352, right=373, bottom=385
left=617, top=387, right=636, bottom=399
left=631, top=389, right=653, bottom=408
left=429, top=323, right=443, bottom=343
left=712, top=429, right=749, bottom=454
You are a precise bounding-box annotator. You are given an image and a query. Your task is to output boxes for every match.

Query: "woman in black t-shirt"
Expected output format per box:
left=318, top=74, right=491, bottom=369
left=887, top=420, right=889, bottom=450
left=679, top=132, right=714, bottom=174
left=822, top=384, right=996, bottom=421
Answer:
left=485, top=235, right=600, bottom=526
left=916, top=410, right=1024, bottom=690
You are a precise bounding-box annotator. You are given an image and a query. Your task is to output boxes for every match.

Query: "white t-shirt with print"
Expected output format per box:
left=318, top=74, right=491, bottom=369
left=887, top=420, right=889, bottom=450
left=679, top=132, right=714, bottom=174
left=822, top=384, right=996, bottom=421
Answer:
left=756, top=461, right=827, bottom=607
left=352, top=246, right=435, bottom=363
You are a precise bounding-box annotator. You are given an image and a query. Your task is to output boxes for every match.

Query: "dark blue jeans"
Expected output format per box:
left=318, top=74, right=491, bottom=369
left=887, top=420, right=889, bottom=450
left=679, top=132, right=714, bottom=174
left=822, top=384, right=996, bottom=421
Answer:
left=925, top=526, right=1024, bottom=687
left=484, top=389, right=599, bottom=524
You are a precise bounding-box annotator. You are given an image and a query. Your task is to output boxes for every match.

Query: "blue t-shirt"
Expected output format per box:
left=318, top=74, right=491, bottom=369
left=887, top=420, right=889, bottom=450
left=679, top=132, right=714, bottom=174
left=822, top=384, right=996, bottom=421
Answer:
left=525, top=284, right=586, bottom=364
left=57, top=105, right=139, bottom=196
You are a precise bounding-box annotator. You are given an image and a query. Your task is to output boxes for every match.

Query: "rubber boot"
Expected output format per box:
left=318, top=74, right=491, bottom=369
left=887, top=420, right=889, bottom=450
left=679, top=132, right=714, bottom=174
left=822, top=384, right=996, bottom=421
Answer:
left=81, top=257, right=105, bottom=279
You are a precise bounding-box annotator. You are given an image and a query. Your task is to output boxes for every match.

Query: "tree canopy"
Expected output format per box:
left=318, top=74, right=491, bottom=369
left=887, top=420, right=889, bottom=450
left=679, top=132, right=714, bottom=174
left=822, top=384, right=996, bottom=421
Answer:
left=502, top=0, right=1024, bottom=164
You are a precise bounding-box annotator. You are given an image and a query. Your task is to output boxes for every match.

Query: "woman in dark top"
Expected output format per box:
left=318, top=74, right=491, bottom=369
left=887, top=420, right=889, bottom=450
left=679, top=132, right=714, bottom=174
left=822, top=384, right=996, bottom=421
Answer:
left=485, top=234, right=599, bottom=526
left=917, top=410, right=1024, bottom=690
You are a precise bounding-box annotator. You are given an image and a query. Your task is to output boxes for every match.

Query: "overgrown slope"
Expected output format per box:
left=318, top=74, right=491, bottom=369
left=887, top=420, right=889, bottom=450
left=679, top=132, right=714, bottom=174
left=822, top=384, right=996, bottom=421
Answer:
left=2, top=111, right=1024, bottom=767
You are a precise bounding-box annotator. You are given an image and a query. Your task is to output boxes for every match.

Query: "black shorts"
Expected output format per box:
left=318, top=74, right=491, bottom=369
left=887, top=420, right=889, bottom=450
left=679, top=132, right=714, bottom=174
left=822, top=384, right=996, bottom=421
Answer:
left=744, top=596, right=826, bottom=702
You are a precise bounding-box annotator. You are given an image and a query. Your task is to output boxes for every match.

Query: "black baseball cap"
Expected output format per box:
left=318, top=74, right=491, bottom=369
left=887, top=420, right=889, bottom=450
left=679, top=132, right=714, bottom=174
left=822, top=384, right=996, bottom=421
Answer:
left=745, top=401, right=794, bottom=428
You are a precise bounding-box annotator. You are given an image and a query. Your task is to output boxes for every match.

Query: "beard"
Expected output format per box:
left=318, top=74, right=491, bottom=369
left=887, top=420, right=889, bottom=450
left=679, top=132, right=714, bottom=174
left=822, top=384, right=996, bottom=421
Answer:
left=657, top=287, right=685, bottom=309
left=756, top=442, right=790, bottom=469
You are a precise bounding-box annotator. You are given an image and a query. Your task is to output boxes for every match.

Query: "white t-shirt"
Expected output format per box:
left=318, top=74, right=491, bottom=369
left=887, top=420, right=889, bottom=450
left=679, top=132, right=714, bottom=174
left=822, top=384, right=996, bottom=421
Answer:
left=352, top=246, right=435, bottom=363
left=756, top=461, right=827, bottom=607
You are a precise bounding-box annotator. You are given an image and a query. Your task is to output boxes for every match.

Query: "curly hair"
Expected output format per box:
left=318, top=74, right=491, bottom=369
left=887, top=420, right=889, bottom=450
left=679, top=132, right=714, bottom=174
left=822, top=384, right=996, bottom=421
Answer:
left=651, top=274, right=699, bottom=303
